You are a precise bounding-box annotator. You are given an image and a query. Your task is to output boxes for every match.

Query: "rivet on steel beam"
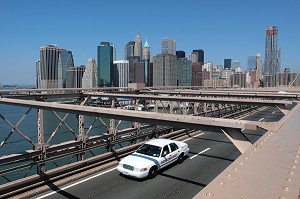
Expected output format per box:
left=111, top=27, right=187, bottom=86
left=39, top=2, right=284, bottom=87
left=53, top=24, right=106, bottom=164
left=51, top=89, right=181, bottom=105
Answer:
left=296, top=155, right=300, bottom=159
left=226, top=174, right=232, bottom=178
left=250, top=152, right=253, bottom=156
left=278, top=196, right=286, bottom=199
left=291, top=165, right=297, bottom=169
left=240, top=162, right=244, bottom=165
left=244, top=156, right=248, bottom=160
left=218, top=181, right=225, bottom=186
left=282, top=186, right=289, bottom=192
left=233, top=167, right=238, bottom=171
left=206, top=192, right=214, bottom=197
left=285, top=178, right=292, bottom=183
left=288, top=171, right=295, bottom=175
left=293, top=159, right=298, bottom=163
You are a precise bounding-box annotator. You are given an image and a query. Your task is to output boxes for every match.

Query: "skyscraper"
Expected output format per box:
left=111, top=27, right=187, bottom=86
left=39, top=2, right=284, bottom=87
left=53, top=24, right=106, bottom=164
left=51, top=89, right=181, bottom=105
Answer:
left=162, top=38, right=176, bottom=55
left=255, top=52, right=262, bottom=87
left=224, top=59, right=232, bottom=70
left=264, top=26, right=280, bottom=87
left=113, top=60, right=129, bottom=87
left=177, top=58, right=192, bottom=86
left=134, top=32, right=143, bottom=60
left=66, top=65, right=85, bottom=88
left=143, top=38, right=151, bottom=86
left=153, top=54, right=177, bottom=86
left=97, top=42, right=114, bottom=87
left=247, top=56, right=256, bottom=71
left=124, top=41, right=135, bottom=60
left=38, top=45, right=73, bottom=89
left=192, top=49, right=204, bottom=63
left=176, top=51, right=185, bottom=59
left=82, top=59, right=98, bottom=88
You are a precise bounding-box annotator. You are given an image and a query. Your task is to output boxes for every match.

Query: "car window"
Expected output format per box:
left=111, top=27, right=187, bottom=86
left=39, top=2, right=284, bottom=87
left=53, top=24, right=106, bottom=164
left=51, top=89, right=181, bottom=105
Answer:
left=161, top=145, right=170, bottom=157
left=136, top=144, right=161, bottom=157
left=169, top=143, right=179, bottom=152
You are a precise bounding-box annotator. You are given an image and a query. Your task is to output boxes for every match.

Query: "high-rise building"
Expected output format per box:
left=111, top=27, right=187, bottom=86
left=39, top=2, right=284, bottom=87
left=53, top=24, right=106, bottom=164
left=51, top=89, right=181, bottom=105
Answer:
left=128, top=56, right=141, bottom=83
left=264, top=26, right=280, bottom=87
left=134, top=32, right=143, bottom=60
left=192, top=62, right=202, bottom=86
left=82, top=59, right=98, bottom=88
left=177, top=58, right=192, bottom=86
left=124, top=41, right=135, bottom=60
left=153, top=54, right=177, bottom=86
left=176, top=51, right=185, bottom=59
left=188, top=53, right=197, bottom=63
left=192, top=49, right=204, bottom=63
left=231, top=60, right=240, bottom=71
left=255, top=52, right=262, bottom=87
left=247, top=56, right=256, bottom=71
left=113, top=60, right=129, bottom=87
left=143, top=39, right=151, bottom=86
left=162, top=38, right=176, bottom=55
left=38, top=45, right=73, bottom=89
left=97, top=42, right=114, bottom=87
left=66, top=65, right=85, bottom=88
left=224, top=59, right=232, bottom=70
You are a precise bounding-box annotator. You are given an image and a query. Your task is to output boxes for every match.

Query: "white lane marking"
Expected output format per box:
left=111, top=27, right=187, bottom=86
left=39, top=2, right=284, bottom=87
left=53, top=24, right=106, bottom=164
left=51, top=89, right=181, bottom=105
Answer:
left=258, top=118, right=264, bottom=122
left=189, top=148, right=210, bottom=160
left=35, top=167, right=117, bottom=199
left=241, top=128, right=245, bottom=131
left=272, top=111, right=276, bottom=114
left=182, top=132, right=204, bottom=142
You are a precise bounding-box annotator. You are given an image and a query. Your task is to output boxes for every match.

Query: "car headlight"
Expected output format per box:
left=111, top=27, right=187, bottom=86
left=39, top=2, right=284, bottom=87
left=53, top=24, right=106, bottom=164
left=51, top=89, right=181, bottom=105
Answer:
left=134, top=167, right=148, bottom=172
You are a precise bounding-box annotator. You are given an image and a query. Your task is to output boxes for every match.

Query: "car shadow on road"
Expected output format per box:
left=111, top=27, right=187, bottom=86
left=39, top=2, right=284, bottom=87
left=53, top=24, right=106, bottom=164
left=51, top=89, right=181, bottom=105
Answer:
left=158, top=173, right=207, bottom=187
left=45, top=180, right=80, bottom=199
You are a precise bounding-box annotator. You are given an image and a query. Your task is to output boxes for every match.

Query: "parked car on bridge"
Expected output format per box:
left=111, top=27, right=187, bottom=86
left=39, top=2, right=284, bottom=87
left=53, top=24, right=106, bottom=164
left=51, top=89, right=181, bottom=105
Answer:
left=117, top=138, right=189, bottom=179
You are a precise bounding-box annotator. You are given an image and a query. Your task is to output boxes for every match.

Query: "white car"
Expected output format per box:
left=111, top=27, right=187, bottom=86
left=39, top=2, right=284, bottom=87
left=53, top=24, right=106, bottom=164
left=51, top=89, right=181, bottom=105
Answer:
left=117, top=138, right=189, bottom=179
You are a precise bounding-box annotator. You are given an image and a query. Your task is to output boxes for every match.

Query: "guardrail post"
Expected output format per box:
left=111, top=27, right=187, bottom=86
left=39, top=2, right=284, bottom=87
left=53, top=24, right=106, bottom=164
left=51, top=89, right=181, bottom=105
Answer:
left=36, top=109, right=47, bottom=174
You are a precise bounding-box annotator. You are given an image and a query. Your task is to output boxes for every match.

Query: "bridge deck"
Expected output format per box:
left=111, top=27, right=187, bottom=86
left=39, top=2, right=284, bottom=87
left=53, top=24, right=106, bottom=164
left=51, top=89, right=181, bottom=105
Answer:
left=194, top=103, right=300, bottom=198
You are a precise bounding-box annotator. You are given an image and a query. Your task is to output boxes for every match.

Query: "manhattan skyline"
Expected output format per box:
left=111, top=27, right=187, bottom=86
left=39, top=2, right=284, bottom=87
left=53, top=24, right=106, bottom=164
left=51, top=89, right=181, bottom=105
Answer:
left=0, top=0, right=299, bottom=84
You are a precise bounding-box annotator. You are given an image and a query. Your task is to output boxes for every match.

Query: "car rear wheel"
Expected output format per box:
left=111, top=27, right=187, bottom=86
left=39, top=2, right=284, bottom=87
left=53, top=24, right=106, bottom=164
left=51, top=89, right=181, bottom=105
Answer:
left=148, top=166, right=157, bottom=179
left=177, top=153, right=184, bottom=164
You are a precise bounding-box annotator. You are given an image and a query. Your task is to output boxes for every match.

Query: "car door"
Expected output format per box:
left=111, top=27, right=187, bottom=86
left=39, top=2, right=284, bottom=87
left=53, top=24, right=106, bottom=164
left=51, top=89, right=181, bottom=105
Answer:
left=159, top=145, right=171, bottom=168
left=168, top=142, right=180, bottom=164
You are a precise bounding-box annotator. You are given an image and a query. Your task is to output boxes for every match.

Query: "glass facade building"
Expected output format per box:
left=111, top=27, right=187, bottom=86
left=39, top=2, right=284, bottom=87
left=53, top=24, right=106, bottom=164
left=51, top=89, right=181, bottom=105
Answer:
left=264, top=26, right=280, bottom=87
left=97, top=42, right=114, bottom=87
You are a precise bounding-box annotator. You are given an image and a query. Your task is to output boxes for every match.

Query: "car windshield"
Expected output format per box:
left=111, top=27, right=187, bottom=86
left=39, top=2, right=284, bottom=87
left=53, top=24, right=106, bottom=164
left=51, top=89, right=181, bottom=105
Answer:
left=136, top=144, right=161, bottom=157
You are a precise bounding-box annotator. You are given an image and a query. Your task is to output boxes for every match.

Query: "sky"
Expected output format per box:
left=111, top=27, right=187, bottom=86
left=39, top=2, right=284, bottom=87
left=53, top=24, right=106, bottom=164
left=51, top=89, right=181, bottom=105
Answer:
left=0, top=0, right=299, bottom=84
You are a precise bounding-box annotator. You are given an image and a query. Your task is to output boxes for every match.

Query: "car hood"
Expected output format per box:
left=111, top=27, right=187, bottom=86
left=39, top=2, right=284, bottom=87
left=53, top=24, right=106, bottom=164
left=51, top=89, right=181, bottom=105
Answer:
left=120, top=152, right=160, bottom=168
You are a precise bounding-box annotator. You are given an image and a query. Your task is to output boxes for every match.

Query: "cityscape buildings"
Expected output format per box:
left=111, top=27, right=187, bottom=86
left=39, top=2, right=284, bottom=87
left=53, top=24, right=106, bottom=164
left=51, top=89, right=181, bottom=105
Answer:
left=37, top=45, right=73, bottom=89
left=35, top=25, right=300, bottom=90
left=263, top=26, right=280, bottom=87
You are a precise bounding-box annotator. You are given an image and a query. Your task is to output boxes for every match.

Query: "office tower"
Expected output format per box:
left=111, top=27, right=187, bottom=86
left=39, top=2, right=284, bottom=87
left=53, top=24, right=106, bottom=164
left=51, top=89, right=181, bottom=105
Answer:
left=97, top=42, right=114, bottom=87
left=212, top=65, right=222, bottom=79
left=192, top=62, right=203, bottom=86
left=38, top=45, right=73, bottom=89
left=143, top=39, right=151, bottom=86
left=134, top=32, right=143, bottom=60
left=124, top=41, right=135, bottom=60
left=231, top=72, right=246, bottom=88
left=66, top=65, right=85, bottom=88
left=264, top=26, right=280, bottom=87
left=231, top=60, right=240, bottom=71
left=128, top=56, right=141, bottom=83
left=247, top=56, right=256, bottom=71
left=132, top=62, right=145, bottom=84
left=221, top=69, right=234, bottom=79
left=36, top=60, right=41, bottom=89
left=224, top=59, right=232, bottom=70
left=162, top=38, right=176, bottom=55
left=111, top=44, right=116, bottom=61
left=82, top=59, right=98, bottom=88
left=256, top=52, right=262, bottom=83
left=176, top=51, right=185, bottom=59
left=192, top=49, right=204, bottom=63
left=188, top=53, right=197, bottom=63
left=113, top=60, right=129, bottom=87
left=153, top=54, right=177, bottom=86
left=177, top=58, right=192, bottom=86
left=58, top=50, right=74, bottom=88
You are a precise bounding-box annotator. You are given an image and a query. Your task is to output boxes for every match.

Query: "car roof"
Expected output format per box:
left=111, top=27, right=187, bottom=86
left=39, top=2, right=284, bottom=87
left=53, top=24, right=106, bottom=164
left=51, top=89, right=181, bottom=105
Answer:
left=145, top=138, right=175, bottom=147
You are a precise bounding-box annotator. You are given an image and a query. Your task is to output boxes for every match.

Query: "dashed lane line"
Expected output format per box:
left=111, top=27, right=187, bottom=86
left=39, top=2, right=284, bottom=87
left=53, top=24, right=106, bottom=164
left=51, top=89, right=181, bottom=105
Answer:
left=189, top=148, right=210, bottom=160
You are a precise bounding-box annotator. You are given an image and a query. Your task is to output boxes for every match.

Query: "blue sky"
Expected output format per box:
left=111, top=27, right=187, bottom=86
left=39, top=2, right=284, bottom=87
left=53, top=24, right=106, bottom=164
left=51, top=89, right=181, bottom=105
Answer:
left=0, top=0, right=299, bottom=84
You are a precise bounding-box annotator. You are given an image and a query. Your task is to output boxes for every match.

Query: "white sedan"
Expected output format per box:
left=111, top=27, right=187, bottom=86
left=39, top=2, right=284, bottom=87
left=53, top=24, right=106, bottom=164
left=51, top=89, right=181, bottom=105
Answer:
left=117, top=138, right=189, bottom=179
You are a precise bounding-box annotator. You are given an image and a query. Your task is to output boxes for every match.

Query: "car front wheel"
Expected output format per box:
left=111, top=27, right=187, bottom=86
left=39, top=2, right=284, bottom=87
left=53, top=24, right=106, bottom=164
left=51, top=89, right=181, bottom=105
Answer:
left=177, top=153, right=184, bottom=164
left=148, top=166, right=157, bottom=179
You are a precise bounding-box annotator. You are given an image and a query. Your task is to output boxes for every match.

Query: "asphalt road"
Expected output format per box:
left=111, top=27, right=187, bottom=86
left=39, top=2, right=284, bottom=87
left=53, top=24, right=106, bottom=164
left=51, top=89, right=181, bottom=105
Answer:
left=34, top=106, right=284, bottom=199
